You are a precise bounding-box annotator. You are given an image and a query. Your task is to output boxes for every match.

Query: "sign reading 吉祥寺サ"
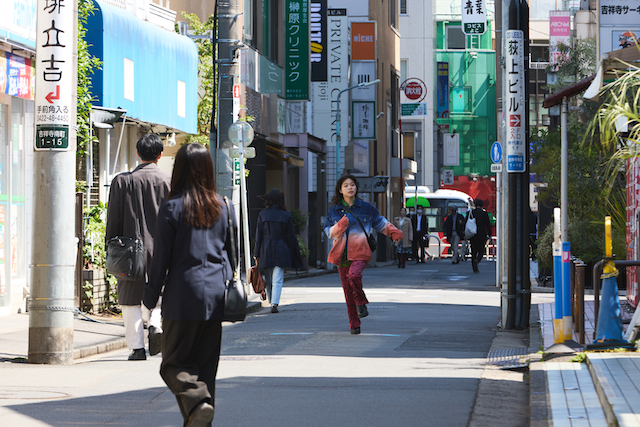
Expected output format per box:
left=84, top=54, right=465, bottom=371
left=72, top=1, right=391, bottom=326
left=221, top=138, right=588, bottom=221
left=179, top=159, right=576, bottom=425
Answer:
left=285, top=0, right=310, bottom=100
left=461, top=0, right=487, bottom=35
left=35, top=0, right=73, bottom=151
left=599, top=0, right=640, bottom=55
left=505, top=30, right=525, bottom=173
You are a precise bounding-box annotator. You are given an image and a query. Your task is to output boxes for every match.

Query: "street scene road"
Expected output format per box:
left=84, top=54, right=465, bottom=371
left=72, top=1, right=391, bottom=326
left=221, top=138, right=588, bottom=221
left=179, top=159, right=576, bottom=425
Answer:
left=1, top=260, right=520, bottom=427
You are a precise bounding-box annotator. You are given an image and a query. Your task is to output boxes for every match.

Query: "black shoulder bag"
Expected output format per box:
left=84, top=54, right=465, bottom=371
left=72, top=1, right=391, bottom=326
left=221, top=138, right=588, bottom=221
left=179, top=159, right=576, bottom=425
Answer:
left=222, top=197, right=247, bottom=322
left=342, top=204, right=377, bottom=252
left=106, top=174, right=145, bottom=281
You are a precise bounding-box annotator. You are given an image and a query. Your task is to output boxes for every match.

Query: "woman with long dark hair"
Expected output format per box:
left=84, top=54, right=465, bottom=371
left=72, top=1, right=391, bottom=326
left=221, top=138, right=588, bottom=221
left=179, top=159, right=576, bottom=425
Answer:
left=143, top=143, right=236, bottom=427
left=324, top=175, right=403, bottom=334
left=253, top=188, right=303, bottom=313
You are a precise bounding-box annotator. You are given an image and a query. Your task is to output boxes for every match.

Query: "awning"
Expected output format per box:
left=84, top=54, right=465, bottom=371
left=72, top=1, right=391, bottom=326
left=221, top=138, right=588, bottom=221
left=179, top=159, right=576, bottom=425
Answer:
left=86, top=0, right=198, bottom=134
left=266, top=144, right=304, bottom=167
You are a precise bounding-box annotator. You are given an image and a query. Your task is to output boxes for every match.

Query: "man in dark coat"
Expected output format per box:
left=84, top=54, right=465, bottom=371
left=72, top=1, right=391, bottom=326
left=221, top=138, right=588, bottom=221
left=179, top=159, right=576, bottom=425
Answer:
left=467, top=198, right=491, bottom=273
left=106, top=134, right=171, bottom=360
left=444, top=207, right=466, bottom=264
left=411, top=205, right=428, bottom=263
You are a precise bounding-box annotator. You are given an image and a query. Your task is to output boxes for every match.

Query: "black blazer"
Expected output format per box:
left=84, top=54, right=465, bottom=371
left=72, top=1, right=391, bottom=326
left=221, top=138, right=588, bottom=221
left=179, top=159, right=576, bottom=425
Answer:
left=468, top=207, right=491, bottom=241
left=444, top=213, right=466, bottom=240
left=143, top=195, right=237, bottom=321
left=411, top=214, right=428, bottom=235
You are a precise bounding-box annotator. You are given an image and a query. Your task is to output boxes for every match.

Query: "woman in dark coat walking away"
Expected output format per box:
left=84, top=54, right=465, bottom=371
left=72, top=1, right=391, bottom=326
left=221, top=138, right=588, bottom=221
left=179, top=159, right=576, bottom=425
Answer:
left=253, top=189, right=303, bottom=313
left=143, top=143, right=237, bottom=427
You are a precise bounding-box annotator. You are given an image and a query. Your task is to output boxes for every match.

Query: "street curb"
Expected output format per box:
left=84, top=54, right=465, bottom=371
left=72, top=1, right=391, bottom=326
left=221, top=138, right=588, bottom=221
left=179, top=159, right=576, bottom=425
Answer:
left=73, top=337, right=127, bottom=361
left=585, top=356, right=618, bottom=427
left=529, top=304, right=550, bottom=427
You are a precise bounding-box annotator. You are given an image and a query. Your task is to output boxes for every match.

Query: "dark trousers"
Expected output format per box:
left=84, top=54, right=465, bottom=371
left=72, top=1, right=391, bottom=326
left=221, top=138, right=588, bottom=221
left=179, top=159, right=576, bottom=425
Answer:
left=413, top=232, right=426, bottom=261
left=470, top=237, right=487, bottom=272
left=161, top=317, right=222, bottom=425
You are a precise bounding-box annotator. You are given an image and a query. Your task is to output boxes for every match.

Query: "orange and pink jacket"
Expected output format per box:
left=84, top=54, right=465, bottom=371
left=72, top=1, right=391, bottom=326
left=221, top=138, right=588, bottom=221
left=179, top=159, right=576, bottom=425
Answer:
left=324, top=198, right=403, bottom=265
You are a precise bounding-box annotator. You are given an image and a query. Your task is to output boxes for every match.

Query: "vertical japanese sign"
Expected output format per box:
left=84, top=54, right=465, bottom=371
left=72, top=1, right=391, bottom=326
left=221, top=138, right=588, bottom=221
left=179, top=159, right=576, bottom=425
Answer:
left=461, top=0, right=487, bottom=35
left=34, top=0, right=73, bottom=151
left=352, top=101, right=375, bottom=139
left=549, top=11, right=570, bottom=70
left=310, top=0, right=327, bottom=82
left=505, top=30, right=525, bottom=173
left=436, top=62, right=449, bottom=119
left=285, top=0, right=310, bottom=100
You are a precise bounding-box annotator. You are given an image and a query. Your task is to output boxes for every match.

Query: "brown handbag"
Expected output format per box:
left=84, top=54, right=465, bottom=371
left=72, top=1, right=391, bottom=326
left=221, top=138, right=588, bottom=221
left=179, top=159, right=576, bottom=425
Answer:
left=249, top=258, right=267, bottom=300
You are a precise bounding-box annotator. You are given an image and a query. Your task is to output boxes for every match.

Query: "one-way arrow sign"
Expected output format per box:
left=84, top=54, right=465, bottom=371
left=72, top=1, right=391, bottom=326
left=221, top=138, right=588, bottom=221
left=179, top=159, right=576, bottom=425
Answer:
left=45, top=85, right=60, bottom=104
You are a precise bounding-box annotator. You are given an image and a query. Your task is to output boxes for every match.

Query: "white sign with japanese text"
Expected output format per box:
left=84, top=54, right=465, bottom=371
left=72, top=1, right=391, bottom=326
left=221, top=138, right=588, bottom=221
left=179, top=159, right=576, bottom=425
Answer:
left=505, top=30, right=525, bottom=173
left=461, top=0, right=487, bottom=35
left=35, top=0, right=73, bottom=150
left=352, top=101, right=375, bottom=139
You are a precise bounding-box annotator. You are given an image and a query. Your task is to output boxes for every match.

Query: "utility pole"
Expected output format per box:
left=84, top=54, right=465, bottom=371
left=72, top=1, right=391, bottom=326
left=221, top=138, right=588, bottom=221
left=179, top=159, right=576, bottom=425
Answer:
left=29, top=0, right=78, bottom=364
left=215, top=0, right=242, bottom=200
left=504, top=0, right=530, bottom=329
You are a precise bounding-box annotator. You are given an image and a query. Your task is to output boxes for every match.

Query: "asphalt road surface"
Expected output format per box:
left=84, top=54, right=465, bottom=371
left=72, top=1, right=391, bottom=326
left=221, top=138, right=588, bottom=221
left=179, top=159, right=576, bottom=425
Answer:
left=1, top=259, right=507, bottom=427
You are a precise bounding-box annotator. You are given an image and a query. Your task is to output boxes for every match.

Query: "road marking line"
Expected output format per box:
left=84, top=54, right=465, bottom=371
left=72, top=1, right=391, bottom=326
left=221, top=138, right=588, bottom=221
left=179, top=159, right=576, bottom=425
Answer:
left=360, top=333, right=402, bottom=337
left=270, top=332, right=314, bottom=335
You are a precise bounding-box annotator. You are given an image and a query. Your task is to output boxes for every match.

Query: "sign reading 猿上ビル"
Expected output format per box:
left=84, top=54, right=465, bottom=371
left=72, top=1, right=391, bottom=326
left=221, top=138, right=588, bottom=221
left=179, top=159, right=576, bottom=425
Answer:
left=35, top=0, right=74, bottom=151
left=505, top=30, right=525, bottom=173
left=461, top=0, right=487, bottom=35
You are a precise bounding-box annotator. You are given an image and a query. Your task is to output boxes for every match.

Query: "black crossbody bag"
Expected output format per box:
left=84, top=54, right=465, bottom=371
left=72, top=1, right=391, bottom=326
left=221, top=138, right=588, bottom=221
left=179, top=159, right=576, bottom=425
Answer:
left=342, top=204, right=378, bottom=252
left=106, top=174, right=145, bottom=281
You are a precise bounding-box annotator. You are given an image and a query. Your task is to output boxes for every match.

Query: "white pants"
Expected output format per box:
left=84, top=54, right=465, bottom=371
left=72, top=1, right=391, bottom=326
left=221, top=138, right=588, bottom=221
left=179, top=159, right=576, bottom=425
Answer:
left=451, top=234, right=462, bottom=262
left=121, top=299, right=162, bottom=350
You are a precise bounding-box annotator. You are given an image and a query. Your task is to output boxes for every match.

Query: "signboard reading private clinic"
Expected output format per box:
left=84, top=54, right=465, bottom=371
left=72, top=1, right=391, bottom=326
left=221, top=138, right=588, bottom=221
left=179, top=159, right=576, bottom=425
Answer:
left=35, top=0, right=73, bottom=150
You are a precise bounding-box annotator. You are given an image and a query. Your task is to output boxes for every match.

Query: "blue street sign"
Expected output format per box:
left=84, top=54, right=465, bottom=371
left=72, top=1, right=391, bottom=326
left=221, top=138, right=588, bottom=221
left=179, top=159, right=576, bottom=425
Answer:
left=490, top=141, right=502, bottom=163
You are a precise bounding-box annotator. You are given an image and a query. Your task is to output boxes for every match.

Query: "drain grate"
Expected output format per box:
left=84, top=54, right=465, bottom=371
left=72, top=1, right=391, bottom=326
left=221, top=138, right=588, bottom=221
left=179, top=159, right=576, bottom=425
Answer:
left=487, top=347, right=531, bottom=369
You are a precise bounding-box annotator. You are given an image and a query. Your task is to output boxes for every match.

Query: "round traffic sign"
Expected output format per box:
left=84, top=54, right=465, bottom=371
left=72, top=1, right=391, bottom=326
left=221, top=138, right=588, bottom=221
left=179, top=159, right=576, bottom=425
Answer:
left=490, top=141, right=502, bottom=163
left=228, top=121, right=254, bottom=146
left=404, top=82, right=423, bottom=100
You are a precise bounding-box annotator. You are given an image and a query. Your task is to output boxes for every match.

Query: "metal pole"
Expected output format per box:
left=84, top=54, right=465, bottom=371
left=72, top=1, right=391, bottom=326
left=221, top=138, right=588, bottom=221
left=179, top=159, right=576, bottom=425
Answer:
left=238, top=131, right=251, bottom=282
left=561, top=97, right=568, bottom=241
left=336, top=93, right=342, bottom=180
left=216, top=1, right=241, bottom=200
left=29, top=0, right=78, bottom=364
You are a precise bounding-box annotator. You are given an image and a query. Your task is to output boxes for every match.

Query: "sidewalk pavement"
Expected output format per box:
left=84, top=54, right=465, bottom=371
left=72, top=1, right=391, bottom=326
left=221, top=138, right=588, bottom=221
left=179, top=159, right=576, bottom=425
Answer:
left=0, top=267, right=338, bottom=363
left=530, top=288, right=640, bottom=427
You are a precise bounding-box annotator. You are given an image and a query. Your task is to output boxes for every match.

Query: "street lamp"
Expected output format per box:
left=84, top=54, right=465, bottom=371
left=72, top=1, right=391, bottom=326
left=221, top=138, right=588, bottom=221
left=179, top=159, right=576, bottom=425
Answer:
left=336, top=79, right=381, bottom=180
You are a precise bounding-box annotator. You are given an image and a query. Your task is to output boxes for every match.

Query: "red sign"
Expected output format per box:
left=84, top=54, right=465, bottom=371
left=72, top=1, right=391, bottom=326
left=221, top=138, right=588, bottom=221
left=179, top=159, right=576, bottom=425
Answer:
left=509, top=114, right=521, bottom=127
left=233, top=85, right=240, bottom=98
left=404, top=82, right=423, bottom=100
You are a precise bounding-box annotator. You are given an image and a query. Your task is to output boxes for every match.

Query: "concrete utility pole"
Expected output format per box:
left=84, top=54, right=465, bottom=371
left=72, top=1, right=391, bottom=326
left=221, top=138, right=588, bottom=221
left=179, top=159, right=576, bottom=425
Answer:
left=215, top=0, right=242, bottom=200
left=29, top=0, right=78, bottom=364
left=504, top=0, right=530, bottom=330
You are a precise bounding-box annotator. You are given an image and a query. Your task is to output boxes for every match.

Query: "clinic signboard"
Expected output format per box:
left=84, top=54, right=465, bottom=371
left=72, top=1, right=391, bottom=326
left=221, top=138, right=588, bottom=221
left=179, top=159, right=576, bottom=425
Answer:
left=285, top=0, right=310, bottom=100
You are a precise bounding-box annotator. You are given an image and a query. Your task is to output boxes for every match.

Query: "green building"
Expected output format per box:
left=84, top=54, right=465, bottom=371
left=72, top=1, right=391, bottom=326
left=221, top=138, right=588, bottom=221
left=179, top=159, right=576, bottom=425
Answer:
left=436, top=21, right=497, bottom=178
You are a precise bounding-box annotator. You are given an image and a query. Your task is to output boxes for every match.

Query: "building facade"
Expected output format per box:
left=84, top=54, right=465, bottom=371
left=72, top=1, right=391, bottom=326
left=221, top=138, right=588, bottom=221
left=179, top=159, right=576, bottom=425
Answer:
left=0, top=0, right=37, bottom=315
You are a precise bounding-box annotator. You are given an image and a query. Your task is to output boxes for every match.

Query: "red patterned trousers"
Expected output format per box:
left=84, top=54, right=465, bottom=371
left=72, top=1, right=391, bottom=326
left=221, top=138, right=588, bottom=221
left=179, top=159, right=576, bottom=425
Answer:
left=338, top=260, right=369, bottom=329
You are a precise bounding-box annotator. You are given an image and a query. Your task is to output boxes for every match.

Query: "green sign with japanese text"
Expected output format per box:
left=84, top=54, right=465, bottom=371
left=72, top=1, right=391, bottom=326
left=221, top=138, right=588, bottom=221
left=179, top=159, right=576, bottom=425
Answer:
left=285, top=0, right=310, bottom=100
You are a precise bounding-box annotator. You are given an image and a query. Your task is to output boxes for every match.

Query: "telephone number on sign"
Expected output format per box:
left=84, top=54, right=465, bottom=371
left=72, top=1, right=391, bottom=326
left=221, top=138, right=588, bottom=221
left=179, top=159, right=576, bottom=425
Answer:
left=37, top=115, right=70, bottom=123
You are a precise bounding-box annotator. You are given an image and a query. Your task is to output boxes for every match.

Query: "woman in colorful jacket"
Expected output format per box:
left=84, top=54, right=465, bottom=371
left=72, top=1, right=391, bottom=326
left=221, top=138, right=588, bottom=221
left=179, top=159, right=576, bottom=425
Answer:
left=324, top=175, right=403, bottom=335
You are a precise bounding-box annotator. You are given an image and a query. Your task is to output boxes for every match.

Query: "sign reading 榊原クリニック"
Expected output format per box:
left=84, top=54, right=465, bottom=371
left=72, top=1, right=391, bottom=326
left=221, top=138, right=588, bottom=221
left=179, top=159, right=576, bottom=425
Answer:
left=35, top=0, right=74, bottom=151
left=505, top=30, right=525, bottom=173
left=285, top=0, right=310, bottom=100
left=461, top=0, right=487, bottom=35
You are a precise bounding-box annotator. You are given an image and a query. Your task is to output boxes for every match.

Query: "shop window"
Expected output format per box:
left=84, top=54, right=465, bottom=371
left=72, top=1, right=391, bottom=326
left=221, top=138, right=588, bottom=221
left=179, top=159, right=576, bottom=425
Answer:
left=446, top=26, right=465, bottom=49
